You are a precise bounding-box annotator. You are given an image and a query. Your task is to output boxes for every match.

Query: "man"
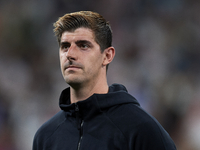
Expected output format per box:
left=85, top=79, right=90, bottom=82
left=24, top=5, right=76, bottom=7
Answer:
left=33, top=11, right=176, bottom=150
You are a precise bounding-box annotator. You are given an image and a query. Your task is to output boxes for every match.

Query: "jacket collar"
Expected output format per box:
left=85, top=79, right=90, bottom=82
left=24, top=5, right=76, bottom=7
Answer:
left=59, top=84, right=140, bottom=120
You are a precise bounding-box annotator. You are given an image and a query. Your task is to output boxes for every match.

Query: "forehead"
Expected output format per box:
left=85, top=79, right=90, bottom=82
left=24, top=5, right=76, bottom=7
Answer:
left=60, top=27, right=95, bottom=42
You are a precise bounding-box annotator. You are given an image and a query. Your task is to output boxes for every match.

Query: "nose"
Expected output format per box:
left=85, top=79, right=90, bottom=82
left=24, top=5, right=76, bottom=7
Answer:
left=66, top=44, right=77, bottom=61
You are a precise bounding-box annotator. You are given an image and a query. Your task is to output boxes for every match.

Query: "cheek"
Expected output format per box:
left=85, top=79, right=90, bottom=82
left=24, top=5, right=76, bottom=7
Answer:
left=59, top=54, right=65, bottom=72
left=59, top=53, right=65, bottom=64
left=87, top=55, right=103, bottom=71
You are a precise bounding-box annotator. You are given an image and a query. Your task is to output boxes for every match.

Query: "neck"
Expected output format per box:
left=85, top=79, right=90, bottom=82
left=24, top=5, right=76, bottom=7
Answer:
left=70, top=78, right=108, bottom=104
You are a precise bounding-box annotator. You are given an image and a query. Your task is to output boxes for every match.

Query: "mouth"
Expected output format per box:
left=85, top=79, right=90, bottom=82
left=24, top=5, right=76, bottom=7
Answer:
left=63, top=61, right=83, bottom=72
left=65, top=65, right=81, bottom=70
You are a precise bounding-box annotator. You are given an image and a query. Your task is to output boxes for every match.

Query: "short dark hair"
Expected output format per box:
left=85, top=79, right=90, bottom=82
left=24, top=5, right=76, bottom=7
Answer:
left=53, top=11, right=112, bottom=52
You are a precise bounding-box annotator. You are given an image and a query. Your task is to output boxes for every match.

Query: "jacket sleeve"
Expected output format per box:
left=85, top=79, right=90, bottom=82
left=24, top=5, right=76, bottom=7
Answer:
left=130, top=120, right=177, bottom=150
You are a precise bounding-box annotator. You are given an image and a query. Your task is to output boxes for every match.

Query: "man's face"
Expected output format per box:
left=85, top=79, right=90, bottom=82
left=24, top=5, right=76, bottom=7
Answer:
left=59, top=27, right=105, bottom=87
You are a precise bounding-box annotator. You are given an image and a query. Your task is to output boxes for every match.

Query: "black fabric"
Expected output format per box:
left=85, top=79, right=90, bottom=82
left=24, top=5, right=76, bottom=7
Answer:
left=33, top=83, right=176, bottom=150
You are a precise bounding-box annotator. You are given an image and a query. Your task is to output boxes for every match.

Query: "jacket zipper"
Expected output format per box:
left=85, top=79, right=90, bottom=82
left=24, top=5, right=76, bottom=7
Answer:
left=77, top=121, right=84, bottom=150
left=75, top=103, right=84, bottom=150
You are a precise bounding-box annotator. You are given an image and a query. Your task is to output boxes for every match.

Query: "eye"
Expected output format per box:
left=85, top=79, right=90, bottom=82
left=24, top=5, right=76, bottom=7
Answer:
left=80, top=43, right=89, bottom=49
left=60, top=43, right=70, bottom=51
left=63, top=45, right=69, bottom=49
left=76, top=40, right=92, bottom=50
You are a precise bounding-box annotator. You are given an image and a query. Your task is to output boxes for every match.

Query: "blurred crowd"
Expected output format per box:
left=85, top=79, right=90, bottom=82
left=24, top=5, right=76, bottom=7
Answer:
left=0, top=0, right=200, bottom=149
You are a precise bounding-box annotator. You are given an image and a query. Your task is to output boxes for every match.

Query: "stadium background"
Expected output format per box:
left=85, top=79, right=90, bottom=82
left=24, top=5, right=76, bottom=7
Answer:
left=0, top=0, right=200, bottom=149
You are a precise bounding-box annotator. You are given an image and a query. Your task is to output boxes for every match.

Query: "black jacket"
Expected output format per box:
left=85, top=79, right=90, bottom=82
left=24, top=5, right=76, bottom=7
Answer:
left=33, top=84, right=176, bottom=150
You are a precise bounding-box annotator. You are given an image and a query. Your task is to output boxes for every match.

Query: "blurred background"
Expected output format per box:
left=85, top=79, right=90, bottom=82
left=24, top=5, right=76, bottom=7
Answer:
left=0, top=0, right=200, bottom=149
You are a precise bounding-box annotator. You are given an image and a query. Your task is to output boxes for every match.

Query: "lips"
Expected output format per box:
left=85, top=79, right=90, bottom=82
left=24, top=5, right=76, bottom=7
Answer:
left=64, top=62, right=83, bottom=71
left=66, top=65, right=81, bottom=70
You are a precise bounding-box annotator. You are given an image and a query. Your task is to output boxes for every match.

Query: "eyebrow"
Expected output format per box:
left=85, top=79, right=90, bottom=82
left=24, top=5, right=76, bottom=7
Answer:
left=75, top=40, right=93, bottom=46
left=60, top=41, right=69, bottom=45
left=60, top=40, right=93, bottom=47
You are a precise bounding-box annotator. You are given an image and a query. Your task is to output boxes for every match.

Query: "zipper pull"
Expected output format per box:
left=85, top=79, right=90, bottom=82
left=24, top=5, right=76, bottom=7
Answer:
left=75, top=103, right=79, bottom=112
left=75, top=103, right=81, bottom=130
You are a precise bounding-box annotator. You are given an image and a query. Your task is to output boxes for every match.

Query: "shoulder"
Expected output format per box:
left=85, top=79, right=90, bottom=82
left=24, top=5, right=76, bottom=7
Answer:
left=106, top=102, right=157, bottom=128
left=35, top=111, right=65, bottom=137
left=33, top=111, right=65, bottom=148
left=106, top=103, right=176, bottom=149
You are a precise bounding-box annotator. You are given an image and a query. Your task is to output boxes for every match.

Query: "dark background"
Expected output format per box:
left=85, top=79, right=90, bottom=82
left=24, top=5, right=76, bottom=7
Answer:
left=0, top=0, right=200, bottom=149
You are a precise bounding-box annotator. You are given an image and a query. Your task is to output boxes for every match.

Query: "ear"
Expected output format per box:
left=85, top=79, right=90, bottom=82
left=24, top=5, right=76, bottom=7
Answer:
left=102, top=46, right=115, bottom=66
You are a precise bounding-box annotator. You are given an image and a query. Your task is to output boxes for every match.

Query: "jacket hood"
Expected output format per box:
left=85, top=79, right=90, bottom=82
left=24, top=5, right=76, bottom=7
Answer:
left=59, top=84, right=140, bottom=119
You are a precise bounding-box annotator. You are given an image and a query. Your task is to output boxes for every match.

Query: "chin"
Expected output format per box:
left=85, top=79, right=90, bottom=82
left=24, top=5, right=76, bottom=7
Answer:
left=64, top=77, right=82, bottom=86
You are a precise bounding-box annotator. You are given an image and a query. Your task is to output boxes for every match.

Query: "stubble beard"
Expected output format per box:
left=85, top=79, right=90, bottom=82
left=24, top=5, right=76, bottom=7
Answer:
left=62, top=60, right=85, bottom=87
left=62, top=60, right=103, bottom=90
left=63, top=69, right=85, bottom=88
left=64, top=68, right=101, bottom=90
